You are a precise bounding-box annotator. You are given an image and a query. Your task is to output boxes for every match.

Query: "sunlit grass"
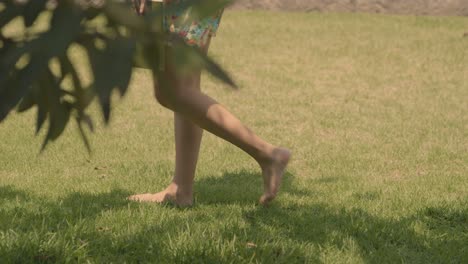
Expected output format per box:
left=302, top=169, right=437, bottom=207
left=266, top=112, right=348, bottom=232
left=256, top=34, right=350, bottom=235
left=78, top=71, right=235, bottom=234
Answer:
left=1, top=11, right=467, bottom=262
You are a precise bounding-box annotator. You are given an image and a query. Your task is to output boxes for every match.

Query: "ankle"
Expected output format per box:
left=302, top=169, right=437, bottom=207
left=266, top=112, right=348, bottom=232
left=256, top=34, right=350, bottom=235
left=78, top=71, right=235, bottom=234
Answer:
left=258, top=147, right=291, bottom=168
left=256, top=145, right=280, bottom=166
left=167, top=182, right=193, bottom=197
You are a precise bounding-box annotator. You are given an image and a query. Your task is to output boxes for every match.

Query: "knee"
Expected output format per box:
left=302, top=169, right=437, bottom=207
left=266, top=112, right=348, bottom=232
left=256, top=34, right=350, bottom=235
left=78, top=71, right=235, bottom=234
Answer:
left=153, top=83, right=189, bottom=110
left=154, top=85, right=172, bottom=109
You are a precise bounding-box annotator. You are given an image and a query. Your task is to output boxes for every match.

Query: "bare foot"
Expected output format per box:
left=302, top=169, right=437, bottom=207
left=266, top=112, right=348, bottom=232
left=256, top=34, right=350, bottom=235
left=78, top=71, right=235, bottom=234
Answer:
left=128, top=184, right=193, bottom=207
left=259, top=147, right=291, bottom=206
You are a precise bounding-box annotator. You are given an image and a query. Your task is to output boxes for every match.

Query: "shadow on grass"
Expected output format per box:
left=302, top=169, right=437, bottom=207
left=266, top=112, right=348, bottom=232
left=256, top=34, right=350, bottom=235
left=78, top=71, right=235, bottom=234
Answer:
left=239, top=203, right=467, bottom=262
left=195, top=171, right=467, bottom=262
left=195, top=169, right=310, bottom=205
left=0, top=187, right=131, bottom=229
left=0, top=185, right=31, bottom=203
left=0, top=186, right=133, bottom=262
left=0, top=171, right=466, bottom=262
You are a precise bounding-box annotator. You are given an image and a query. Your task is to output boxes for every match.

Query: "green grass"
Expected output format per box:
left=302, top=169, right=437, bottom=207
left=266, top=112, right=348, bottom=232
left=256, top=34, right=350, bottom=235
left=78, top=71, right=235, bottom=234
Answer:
left=1, top=11, right=468, bottom=263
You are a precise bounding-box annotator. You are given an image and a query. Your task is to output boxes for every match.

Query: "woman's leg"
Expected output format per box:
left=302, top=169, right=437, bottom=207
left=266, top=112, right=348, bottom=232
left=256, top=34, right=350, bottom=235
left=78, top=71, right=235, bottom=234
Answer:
left=131, top=38, right=291, bottom=206
left=158, top=40, right=291, bottom=205
left=128, top=49, right=206, bottom=206
left=128, top=43, right=208, bottom=205
left=128, top=75, right=203, bottom=206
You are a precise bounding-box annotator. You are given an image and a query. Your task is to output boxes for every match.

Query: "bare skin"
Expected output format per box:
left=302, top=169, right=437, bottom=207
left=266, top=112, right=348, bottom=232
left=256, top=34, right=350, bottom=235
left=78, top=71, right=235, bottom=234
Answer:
left=128, top=2, right=291, bottom=206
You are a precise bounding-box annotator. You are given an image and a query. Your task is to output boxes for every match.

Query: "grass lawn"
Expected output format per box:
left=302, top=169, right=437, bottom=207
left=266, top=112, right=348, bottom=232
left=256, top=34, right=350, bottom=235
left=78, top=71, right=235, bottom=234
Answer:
left=1, top=10, right=467, bottom=263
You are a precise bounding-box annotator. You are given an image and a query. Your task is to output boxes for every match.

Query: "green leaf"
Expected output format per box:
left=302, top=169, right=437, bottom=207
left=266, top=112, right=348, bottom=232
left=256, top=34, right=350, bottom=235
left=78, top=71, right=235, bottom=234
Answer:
left=36, top=102, right=47, bottom=134
left=0, top=34, right=14, bottom=56
left=23, top=0, right=47, bottom=27
left=0, top=39, right=41, bottom=87
left=1, top=4, right=83, bottom=122
left=59, top=55, right=95, bottom=110
left=0, top=53, right=49, bottom=122
left=35, top=78, right=49, bottom=134
left=39, top=68, right=71, bottom=152
left=47, top=100, right=71, bottom=142
left=16, top=83, right=37, bottom=112
left=109, top=38, right=136, bottom=96
left=60, top=54, right=96, bottom=152
left=82, top=36, right=136, bottom=123
left=76, top=117, right=92, bottom=153
left=1, top=0, right=235, bottom=152
left=81, top=113, right=94, bottom=133
left=48, top=4, right=83, bottom=53
left=17, top=96, right=35, bottom=112
left=0, top=1, right=21, bottom=28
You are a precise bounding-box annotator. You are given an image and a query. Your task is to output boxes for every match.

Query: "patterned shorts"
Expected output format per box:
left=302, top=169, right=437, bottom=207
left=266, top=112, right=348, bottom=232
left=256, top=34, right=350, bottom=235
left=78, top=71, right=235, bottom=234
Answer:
left=163, top=0, right=223, bottom=48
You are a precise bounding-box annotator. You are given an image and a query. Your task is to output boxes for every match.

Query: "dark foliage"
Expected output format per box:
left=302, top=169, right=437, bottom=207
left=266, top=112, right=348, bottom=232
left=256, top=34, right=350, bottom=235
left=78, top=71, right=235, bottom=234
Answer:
left=0, top=0, right=235, bottom=152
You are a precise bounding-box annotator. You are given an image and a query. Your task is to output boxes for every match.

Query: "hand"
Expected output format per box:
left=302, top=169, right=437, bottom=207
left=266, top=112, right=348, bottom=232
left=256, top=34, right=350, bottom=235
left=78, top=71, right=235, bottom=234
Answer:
left=132, top=0, right=147, bottom=16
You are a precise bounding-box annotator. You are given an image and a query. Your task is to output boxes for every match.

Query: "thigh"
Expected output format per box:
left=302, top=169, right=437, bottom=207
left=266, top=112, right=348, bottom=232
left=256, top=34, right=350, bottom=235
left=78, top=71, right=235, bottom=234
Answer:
left=153, top=36, right=211, bottom=103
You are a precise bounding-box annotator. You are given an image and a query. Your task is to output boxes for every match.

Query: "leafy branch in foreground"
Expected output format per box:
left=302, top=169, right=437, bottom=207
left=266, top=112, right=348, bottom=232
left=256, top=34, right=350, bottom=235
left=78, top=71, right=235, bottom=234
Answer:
left=0, top=0, right=235, bottom=152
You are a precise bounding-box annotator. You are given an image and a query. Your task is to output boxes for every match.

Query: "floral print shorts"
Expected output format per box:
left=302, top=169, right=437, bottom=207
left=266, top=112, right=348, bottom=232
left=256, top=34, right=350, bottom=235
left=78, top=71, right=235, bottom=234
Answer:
left=163, top=0, right=223, bottom=48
